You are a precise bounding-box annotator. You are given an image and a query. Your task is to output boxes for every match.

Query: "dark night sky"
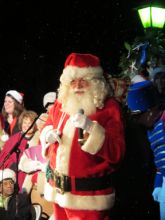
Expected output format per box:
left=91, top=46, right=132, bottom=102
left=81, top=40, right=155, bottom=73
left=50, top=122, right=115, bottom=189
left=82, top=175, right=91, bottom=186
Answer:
left=0, top=1, right=164, bottom=219
left=0, top=0, right=160, bottom=112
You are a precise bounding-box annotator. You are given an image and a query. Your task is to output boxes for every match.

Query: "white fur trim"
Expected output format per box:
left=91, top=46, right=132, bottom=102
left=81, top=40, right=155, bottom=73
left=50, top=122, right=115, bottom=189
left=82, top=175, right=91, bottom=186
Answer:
left=43, top=92, right=56, bottom=108
left=43, top=181, right=57, bottom=202
left=60, top=66, right=103, bottom=84
left=43, top=181, right=115, bottom=210
left=56, top=119, right=75, bottom=174
left=40, top=125, right=53, bottom=158
left=6, top=90, right=23, bottom=104
left=81, top=122, right=105, bottom=154
left=56, top=191, right=115, bottom=210
left=0, top=168, right=16, bottom=183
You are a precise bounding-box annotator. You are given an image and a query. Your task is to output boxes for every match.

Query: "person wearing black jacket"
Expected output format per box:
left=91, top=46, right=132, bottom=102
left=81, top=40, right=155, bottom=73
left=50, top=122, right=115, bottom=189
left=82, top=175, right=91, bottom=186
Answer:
left=0, top=168, right=31, bottom=220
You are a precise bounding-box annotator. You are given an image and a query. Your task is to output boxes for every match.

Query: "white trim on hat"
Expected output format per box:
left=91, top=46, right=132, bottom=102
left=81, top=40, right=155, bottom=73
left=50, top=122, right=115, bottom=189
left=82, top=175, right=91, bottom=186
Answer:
left=43, top=92, right=56, bottom=108
left=60, top=66, right=103, bottom=83
left=6, top=90, right=23, bottom=104
left=0, top=168, right=16, bottom=183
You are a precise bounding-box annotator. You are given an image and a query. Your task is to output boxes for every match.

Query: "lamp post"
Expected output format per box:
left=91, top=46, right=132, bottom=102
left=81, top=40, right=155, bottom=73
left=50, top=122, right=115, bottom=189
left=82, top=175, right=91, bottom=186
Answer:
left=137, top=5, right=165, bottom=31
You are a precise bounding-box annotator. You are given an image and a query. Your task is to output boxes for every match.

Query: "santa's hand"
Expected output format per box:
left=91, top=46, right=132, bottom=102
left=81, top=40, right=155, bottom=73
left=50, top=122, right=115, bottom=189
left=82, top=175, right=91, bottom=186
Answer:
left=45, top=129, right=61, bottom=144
left=152, top=187, right=161, bottom=202
left=71, top=113, right=93, bottom=133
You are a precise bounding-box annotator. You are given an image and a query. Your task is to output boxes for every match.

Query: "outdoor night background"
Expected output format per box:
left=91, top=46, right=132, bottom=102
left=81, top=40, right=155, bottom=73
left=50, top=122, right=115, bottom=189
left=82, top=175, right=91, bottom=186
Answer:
left=0, top=1, right=164, bottom=219
left=0, top=0, right=151, bottom=112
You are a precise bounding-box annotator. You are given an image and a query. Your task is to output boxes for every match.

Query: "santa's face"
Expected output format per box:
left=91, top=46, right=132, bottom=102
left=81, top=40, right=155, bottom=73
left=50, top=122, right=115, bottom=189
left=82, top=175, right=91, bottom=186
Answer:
left=70, top=78, right=90, bottom=95
left=60, top=78, right=96, bottom=116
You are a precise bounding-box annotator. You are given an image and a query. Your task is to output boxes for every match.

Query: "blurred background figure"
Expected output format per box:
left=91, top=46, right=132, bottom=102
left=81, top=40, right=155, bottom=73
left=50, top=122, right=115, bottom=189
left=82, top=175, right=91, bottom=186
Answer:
left=150, top=66, right=165, bottom=105
left=37, top=91, right=56, bottom=131
left=43, top=91, right=56, bottom=113
left=127, top=80, right=165, bottom=220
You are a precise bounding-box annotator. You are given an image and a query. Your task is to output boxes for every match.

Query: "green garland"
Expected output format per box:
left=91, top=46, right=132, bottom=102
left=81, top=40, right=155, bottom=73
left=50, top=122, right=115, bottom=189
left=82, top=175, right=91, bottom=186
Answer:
left=118, top=31, right=165, bottom=78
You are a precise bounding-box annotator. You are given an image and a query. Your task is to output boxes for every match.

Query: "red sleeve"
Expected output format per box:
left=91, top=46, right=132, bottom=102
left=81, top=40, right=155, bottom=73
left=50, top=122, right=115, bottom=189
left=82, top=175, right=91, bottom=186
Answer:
left=97, top=98, right=126, bottom=172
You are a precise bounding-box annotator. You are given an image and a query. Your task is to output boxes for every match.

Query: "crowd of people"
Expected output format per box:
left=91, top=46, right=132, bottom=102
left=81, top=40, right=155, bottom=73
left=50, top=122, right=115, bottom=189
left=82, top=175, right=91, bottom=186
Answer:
left=0, top=52, right=164, bottom=220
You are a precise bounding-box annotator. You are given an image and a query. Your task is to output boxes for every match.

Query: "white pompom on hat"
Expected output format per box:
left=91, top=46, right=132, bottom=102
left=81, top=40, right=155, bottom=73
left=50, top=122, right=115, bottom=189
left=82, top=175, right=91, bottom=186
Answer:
left=6, top=90, right=24, bottom=104
left=43, top=92, right=56, bottom=108
left=60, top=52, right=104, bottom=83
left=0, top=168, right=16, bottom=183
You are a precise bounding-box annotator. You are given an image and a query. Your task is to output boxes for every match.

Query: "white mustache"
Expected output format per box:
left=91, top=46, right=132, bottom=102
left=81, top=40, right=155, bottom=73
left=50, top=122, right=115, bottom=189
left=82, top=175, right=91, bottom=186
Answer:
left=73, top=89, right=86, bottom=93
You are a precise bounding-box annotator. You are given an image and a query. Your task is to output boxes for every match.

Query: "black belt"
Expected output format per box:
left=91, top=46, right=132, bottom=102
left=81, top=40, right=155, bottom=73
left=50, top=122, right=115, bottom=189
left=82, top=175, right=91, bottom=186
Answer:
left=53, top=171, right=113, bottom=194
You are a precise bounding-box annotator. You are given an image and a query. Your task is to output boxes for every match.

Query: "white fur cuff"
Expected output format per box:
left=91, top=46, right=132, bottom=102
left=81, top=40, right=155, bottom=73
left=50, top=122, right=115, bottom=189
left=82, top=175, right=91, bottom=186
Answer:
left=40, top=125, right=53, bottom=158
left=81, top=121, right=105, bottom=154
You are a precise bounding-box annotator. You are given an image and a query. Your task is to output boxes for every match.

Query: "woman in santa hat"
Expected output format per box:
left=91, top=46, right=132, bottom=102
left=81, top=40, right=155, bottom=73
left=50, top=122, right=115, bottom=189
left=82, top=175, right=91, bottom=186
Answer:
left=0, top=90, right=25, bottom=150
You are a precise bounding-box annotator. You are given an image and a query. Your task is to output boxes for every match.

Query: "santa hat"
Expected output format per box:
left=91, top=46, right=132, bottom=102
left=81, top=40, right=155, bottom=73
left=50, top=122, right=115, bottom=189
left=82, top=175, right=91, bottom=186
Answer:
left=43, top=92, right=56, bottom=108
left=0, top=168, right=16, bottom=183
left=127, top=80, right=160, bottom=112
left=60, top=52, right=104, bottom=83
left=6, top=90, right=24, bottom=104
left=150, top=66, right=165, bottom=80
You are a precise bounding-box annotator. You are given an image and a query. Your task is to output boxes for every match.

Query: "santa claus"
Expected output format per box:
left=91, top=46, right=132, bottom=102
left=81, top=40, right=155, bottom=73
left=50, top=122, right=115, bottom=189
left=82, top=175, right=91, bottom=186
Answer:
left=40, top=52, right=125, bottom=220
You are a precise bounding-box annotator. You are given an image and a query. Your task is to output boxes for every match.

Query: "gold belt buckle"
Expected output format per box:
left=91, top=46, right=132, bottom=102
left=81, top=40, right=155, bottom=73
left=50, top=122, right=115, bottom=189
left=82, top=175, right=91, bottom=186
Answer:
left=54, top=171, right=65, bottom=194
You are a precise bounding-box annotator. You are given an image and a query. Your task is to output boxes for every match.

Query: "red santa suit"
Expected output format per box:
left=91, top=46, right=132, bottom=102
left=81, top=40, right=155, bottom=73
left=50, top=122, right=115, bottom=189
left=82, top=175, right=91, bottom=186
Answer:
left=40, top=52, right=125, bottom=219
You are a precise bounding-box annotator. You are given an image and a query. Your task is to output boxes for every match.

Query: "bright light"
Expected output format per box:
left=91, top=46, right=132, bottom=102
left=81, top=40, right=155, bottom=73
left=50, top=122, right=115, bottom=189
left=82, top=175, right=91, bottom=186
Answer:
left=138, top=6, right=165, bottom=29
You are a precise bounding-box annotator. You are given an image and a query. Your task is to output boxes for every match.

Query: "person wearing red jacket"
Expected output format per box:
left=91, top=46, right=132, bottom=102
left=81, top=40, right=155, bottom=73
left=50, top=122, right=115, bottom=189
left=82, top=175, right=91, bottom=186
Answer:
left=0, top=110, right=39, bottom=192
left=40, top=52, right=125, bottom=220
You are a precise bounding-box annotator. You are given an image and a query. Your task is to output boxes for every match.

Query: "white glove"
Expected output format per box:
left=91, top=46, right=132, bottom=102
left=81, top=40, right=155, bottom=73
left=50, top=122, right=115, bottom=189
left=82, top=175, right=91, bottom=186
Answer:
left=71, top=112, right=93, bottom=133
left=152, top=187, right=161, bottom=202
left=45, top=129, right=61, bottom=144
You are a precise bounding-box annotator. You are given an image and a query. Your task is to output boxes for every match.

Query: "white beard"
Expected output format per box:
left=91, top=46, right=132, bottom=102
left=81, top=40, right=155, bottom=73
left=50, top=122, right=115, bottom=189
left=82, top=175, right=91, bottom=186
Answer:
left=61, top=88, right=96, bottom=116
